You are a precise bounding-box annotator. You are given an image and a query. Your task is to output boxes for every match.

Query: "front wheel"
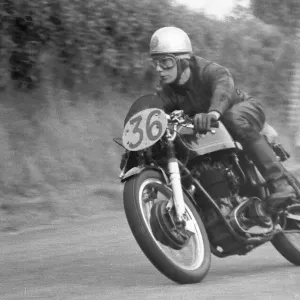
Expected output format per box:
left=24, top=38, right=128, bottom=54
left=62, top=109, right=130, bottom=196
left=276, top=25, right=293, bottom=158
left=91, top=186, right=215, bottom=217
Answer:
left=123, top=169, right=211, bottom=284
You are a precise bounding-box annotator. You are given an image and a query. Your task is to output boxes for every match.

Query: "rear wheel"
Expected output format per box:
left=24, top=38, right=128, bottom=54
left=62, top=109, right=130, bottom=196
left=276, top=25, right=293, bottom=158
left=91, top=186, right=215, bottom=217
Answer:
left=271, top=222, right=300, bottom=265
left=123, top=169, right=211, bottom=284
left=271, top=173, right=300, bottom=265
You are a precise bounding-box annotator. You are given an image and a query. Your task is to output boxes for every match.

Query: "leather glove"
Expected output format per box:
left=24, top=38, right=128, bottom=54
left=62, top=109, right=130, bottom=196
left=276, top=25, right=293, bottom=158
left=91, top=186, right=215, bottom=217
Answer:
left=193, top=112, right=219, bottom=133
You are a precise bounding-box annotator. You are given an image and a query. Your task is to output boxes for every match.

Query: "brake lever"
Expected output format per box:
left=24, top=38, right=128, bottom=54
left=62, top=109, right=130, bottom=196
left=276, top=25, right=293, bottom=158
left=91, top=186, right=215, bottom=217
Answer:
left=169, top=112, right=218, bottom=136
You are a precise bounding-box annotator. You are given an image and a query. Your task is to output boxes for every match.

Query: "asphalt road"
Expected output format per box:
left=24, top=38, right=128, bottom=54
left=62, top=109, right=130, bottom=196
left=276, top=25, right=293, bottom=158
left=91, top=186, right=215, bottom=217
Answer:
left=1, top=210, right=300, bottom=300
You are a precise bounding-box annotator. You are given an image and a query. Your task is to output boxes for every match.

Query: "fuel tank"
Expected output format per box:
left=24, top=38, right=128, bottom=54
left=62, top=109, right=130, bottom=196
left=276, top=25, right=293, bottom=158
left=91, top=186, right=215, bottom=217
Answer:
left=175, top=121, right=236, bottom=161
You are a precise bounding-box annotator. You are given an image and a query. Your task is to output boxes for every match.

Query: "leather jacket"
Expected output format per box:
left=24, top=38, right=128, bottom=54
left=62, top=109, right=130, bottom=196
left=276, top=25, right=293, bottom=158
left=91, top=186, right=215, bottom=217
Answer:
left=156, top=55, right=250, bottom=116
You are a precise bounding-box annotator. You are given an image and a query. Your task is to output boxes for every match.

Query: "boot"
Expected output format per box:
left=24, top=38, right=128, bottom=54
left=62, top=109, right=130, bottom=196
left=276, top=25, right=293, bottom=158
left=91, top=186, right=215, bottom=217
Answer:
left=243, top=136, right=295, bottom=210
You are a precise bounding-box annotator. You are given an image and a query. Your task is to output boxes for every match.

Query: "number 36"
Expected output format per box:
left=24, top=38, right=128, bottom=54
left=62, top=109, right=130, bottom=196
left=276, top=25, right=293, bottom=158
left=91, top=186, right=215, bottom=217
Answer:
left=122, top=108, right=168, bottom=151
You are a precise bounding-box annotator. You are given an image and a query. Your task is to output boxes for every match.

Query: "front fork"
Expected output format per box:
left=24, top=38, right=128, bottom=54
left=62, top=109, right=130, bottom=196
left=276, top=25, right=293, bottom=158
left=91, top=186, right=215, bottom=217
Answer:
left=166, top=156, right=186, bottom=221
left=164, top=130, right=195, bottom=233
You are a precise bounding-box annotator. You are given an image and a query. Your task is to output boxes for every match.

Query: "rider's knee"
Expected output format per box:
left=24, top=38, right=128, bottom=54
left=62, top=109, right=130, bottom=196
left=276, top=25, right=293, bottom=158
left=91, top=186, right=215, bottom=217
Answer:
left=222, top=111, right=260, bottom=143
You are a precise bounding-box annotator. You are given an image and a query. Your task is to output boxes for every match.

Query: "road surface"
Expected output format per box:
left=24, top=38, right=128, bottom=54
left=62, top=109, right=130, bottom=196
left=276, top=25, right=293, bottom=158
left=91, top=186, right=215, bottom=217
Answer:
left=1, top=210, right=300, bottom=300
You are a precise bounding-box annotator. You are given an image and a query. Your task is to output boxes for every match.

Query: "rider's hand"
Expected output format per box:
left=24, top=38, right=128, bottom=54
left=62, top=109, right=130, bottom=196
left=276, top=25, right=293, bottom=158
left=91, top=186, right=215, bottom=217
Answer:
left=193, top=112, right=219, bottom=132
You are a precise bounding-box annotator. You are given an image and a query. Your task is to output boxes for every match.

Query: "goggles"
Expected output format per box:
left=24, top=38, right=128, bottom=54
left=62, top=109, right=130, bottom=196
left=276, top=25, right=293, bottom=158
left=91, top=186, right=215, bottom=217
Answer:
left=151, top=54, right=177, bottom=70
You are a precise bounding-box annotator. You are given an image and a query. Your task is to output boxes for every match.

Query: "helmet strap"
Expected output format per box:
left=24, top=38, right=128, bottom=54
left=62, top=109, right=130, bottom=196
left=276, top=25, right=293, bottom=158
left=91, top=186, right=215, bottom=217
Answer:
left=174, top=57, right=190, bottom=85
left=178, top=68, right=191, bottom=85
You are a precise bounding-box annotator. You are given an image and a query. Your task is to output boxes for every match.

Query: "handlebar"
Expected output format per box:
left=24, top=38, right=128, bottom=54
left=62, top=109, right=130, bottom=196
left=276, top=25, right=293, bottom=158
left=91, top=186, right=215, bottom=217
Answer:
left=209, top=120, right=220, bottom=129
left=167, top=110, right=220, bottom=130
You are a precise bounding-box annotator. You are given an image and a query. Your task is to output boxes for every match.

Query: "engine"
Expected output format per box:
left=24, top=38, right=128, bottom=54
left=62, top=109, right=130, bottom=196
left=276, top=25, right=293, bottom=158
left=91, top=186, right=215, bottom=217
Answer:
left=189, top=153, right=242, bottom=216
left=189, top=153, right=274, bottom=256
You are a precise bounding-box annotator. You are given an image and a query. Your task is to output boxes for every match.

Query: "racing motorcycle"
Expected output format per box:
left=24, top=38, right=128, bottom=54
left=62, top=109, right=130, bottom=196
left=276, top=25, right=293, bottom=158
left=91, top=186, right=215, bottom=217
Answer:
left=113, top=94, right=300, bottom=284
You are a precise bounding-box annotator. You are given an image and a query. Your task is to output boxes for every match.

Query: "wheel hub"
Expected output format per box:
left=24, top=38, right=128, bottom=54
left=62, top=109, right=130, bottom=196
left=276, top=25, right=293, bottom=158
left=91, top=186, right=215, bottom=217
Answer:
left=150, top=200, right=192, bottom=250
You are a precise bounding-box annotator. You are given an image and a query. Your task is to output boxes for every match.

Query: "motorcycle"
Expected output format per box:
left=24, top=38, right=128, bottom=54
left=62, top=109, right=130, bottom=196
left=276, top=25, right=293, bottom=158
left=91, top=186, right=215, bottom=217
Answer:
left=113, top=94, right=300, bottom=284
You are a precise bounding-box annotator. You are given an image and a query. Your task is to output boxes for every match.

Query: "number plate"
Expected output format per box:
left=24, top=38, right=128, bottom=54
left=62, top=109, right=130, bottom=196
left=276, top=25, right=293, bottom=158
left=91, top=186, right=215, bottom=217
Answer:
left=122, top=108, right=168, bottom=151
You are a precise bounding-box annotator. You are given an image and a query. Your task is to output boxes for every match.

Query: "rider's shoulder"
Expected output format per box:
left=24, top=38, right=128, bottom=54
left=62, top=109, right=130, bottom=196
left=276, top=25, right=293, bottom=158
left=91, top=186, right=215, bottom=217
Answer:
left=190, top=55, right=212, bottom=69
left=191, top=55, right=228, bottom=72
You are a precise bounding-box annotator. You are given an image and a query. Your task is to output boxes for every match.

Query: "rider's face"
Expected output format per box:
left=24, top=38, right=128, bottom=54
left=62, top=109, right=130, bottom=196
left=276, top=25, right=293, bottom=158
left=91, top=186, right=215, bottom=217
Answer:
left=151, top=55, right=177, bottom=84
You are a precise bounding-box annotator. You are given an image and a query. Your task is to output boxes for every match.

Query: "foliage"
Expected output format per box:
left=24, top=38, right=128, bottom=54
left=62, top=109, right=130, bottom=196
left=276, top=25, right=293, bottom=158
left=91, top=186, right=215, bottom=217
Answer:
left=0, top=0, right=296, bottom=103
left=251, top=0, right=300, bottom=34
left=220, top=17, right=296, bottom=109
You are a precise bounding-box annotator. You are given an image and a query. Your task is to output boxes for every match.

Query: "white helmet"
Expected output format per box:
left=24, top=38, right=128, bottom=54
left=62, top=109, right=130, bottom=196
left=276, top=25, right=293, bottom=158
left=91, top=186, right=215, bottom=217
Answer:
left=149, top=27, right=193, bottom=56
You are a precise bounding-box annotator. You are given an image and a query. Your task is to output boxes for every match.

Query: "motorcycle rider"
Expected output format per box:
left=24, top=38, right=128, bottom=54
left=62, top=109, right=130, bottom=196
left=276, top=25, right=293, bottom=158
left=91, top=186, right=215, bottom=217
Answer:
left=149, top=26, right=295, bottom=210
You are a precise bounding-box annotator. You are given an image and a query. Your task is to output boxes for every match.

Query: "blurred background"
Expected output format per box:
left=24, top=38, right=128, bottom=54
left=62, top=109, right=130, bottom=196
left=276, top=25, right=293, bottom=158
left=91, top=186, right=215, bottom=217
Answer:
left=0, top=0, right=300, bottom=230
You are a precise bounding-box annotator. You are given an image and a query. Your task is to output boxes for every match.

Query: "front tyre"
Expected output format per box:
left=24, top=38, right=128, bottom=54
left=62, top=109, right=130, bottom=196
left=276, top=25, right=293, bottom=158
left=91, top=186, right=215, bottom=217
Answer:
left=123, top=169, right=211, bottom=284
